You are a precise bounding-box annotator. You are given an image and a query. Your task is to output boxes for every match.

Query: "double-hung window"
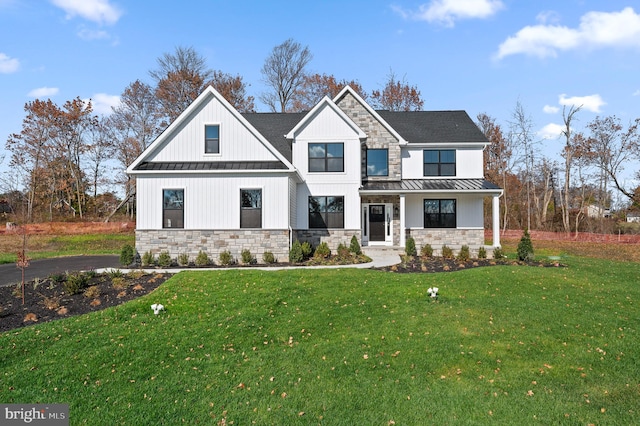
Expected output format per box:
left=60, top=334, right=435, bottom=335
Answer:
left=309, top=196, right=344, bottom=228
left=424, top=199, right=456, bottom=228
left=240, top=189, right=262, bottom=228
left=423, top=149, right=455, bottom=176
left=308, top=143, right=344, bottom=172
left=366, top=149, right=389, bottom=176
left=205, top=124, right=220, bottom=154
left=163, top=189, right=184, bottom=228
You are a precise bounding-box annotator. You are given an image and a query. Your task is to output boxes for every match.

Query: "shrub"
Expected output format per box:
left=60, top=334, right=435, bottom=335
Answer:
left=262, top=251, right=276, bottom=264
left=457, top=245, right=470, bottom=262
left=301, top=241, right=313, bottom=259
left=405, top=237, right=417, bottom=256
left=141, top=250, right=155, bottom=267
left=517, top=229, right=535, bottom=261
left=337, top=243, right=351, bottom=260
left=177, top=253, right=190, bottom=266
left=83, top=285, right=101, bottom=299
left=157, top=251, right=172, bottom=267
left=289, top=241, right=304, bottom=263
left=420, top=244, right=433, bottom=258
left=442, top=245, right=454, bottom=259
left=349, top=235, right=362, bottom=255
left=64, top=272, right=89, bottom=295
left=241, top=249, right=255, bottom=265
left=493, top=247, right=505, bottom=259
left=478, top=246, right=487, bottom=259
left=120, top=244, right=135, bottom=266
left=219, top=250, right=234, bottom=266
left=49, top=273, right=66, bottom=284
left=195, top=250, right=211, bottom=267
left=111, top=277, right=127, bottom=290
left=314, top=242, right=331, bottom=259
left=107, top=269, right=124, bottom=278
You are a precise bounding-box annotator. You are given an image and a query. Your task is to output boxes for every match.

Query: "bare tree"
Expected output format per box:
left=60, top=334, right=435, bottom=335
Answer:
left=260, top=38, right=312, bottom=112
left=560, top=105, right=582, bottom=233
left=370, top=70, right=424, bottom=111
left=509, top=101, right=538, bottom=230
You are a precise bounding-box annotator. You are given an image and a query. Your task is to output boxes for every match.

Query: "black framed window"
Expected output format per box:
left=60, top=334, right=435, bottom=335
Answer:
left=423, top=149, right=455, bottom=176
left=205, top=124, right=220, bottom=154
left=366, top=149, right=388, bottom=176
left=163, top=189, right=184, bottom=228
left=309, top=196, right=344, bottom=228
left=240, top=189, right=262, bottom=228
left=309, top=143, right=344, bottom=172
left=424, top=199, right=456, bottom=228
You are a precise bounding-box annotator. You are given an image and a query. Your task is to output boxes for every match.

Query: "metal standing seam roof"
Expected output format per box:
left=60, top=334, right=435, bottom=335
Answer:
left=134, top=161, right=289, bottom=171
left=360, top=179, right=502, bottom=192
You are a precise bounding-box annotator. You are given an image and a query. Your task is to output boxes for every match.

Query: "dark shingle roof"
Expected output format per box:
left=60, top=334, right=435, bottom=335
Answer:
left=361, top=179, right=501, bottom=192
left=135, top=161, right=288, bottom=171
left=242, top=112, right=305, bottom=162
left=377, top=110, right=487, bottom=144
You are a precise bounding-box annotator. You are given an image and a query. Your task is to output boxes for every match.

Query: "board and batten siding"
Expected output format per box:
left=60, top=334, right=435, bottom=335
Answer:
left=146, top=93, right=280, bottom=163
left=401, top=147, right=484, bottom=179
left=136, top=174, right=290, bottom=230
left=294, top=183, right=361, bottom=230
left=403, top=193, right=484, bottom=229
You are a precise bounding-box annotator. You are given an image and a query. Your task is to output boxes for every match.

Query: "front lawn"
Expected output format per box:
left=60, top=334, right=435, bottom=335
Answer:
left=1, top=257, right=639, bottom=424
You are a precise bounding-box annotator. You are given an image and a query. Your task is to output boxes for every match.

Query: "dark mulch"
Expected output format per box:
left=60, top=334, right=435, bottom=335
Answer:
left=0, top=272, right=171, bottom=334
left=377, top=257, right=564, bottom=273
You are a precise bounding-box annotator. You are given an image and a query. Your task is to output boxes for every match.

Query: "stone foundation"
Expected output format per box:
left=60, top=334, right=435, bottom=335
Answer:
left=406, top=228, right=487, bottom=256
left=293, top=229, right=361, bottom=251
left=136, top=229, right=290, bottom=263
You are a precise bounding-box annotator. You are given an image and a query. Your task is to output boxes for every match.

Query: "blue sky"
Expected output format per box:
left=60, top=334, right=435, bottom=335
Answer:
left=1, top=0, right=639, bottom=186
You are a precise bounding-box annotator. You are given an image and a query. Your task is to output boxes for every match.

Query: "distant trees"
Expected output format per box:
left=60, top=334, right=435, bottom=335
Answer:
left=292, top=73, right=367, bottom=111
left=370, top=71, right=424, bottom=111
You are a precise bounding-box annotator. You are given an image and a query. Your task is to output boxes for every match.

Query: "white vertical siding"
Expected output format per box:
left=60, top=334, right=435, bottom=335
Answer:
left=401, top=147, right=484, bottom=179
left=136, top=174, right=290, bottom=230
left=295, top=183, right=361, bottom=229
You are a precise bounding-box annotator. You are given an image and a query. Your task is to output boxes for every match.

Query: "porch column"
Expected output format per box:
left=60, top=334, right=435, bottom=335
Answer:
left=492, top=194, right=501, bottom=247
left=399, top=194, right=406, bottom=247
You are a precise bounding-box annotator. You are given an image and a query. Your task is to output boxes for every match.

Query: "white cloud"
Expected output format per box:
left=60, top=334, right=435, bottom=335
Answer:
left=538, top=123, right=564, bottom=140
left=78, top=27, right=110, bottom=40
left=496, top=7, right=640, bottom=59
left=559, top=93, right=606, bottom=113
left=633, top=90, right=640, bottom=96
left=87, top=93, right=120, bottom=115
left=393, top=0, right=503, bottom=27
left=0, top=52, right=19, bottom=73
left=28, top=87, right=59, bottom=98
left=535, top=10, right=561, bottom=25
left=51, top=0, right=122, bottom=25
left=543, top=105, right=559, bottom=114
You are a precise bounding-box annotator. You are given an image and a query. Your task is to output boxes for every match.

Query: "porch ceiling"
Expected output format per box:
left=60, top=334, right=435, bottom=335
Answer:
left=360, top=178, right=502, bottom=194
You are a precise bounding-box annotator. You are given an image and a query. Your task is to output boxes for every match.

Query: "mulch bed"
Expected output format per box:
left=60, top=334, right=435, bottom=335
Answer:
left=0, top=272, right=171, bottom=334
left=376, top=257, right=563, bottom=273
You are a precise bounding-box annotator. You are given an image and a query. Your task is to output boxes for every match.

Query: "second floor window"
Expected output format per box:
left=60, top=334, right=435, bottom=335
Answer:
left=205, top=125, right=220, bottom=154
left=424, top=149, right=455, bottom=176
left=366, top=149, right=388, bottom=176
left=309, top=143, right=344, bottom=172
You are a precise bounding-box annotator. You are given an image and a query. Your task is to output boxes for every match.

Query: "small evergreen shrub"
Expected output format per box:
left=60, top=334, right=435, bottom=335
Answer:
left=478, top=246, right=487, bottom=259
left=219, top=250, right=234, bottom=266
left=405, top=237, right=417, bottom=256
left=195, top=250, right=211, bottom=267
left=420, top=244, right=433, bottom=258
left=493, top=247, right=505, bottom=259
left=337, top=243, right=351, bottom=260
left=442, top=245, right=454, bottom=259
left=83, top=285, right=101, bottom=299
left=517, top=229, right=535, bottom=261
left=177, top=253, right=190, bottom=266
left=141, top=250, right=155, bottom=267
left=301, top=241, right=313, bottom=259
left=49, top=273, right=66, bottom=284
left=241, top=249, right=255, bottom=264
left=157, top=251, right=172, bottom=267
left=64, top=272, right=89, bottom=295
left=107, top=269, right=124, bottom=278
left=314, top=242, right=331, bottom=259
left=349, top=235, right=362, bottom=255
left=120, top=244, right=135, bottom=266
left=262, top=251, right=276, bottom=264
left=289, top=240, right=304, bottom=263
left=457, top=245, right=470, bottom=262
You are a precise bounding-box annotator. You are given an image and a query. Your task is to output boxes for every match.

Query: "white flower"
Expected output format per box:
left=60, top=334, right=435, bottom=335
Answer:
left=151, top=303, right=165, bottom=315
left=428, top=287, right=433, bottom=294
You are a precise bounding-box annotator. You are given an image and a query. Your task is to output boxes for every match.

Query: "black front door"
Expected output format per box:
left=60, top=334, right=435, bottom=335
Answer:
left=369, top=205, right=385, bottom=241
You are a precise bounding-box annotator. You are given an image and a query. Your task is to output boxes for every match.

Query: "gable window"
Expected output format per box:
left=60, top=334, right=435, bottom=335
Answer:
left=423, top=149, right=455, bottom=176
left=205, top=124, right=220, bottom=154
left=309, top=143, right=344, bottom=172
left=163, top=189, right=184, bottom=228
left=309, top=196, right=344, bottom=228
left=240, top=189, right=262, bottom=228
left=366, top=149, right=388, bottom=176
left=424, top=199, right=456, bottom=228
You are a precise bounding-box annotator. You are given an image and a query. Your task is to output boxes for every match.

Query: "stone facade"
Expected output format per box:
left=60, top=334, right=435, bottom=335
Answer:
left=293, top=229, right=361, bottom=251
left=136, top=229, right=290, bottom=263
left=406, top=228, right=486, bottom=255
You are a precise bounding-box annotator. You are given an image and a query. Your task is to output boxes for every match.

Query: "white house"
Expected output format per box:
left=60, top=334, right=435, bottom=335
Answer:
left=127, top=85, right=503, bottom=261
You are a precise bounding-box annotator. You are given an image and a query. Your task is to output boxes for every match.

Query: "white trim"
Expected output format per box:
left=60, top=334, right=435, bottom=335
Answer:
left=362, top=203, right=393, bottom=246
left=285, top=96, right=366, bottom=140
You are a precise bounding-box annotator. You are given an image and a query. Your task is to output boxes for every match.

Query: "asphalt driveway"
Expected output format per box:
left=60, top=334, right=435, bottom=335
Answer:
left=0, top=255, right=121, bottom=286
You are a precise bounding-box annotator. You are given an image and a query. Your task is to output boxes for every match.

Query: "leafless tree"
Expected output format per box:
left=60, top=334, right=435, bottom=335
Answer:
left=560, top=105, right=582, bottom=232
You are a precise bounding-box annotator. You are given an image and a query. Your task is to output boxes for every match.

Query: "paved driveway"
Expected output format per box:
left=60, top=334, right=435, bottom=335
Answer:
left=0, top=255, right=121, bottom=286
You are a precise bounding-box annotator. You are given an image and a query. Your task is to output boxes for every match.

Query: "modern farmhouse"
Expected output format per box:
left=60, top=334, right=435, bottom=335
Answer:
left=127, top=85, right=503, bottom=261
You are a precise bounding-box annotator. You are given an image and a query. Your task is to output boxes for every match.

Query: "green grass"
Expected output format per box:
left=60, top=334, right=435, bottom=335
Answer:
left=2, top=258, right=639, bottom=424
left=0, top=234, right=134, bottom=264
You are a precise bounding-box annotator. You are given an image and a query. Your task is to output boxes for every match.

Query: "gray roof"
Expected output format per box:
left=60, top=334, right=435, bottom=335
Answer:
left=242, top=112, right=306, bottom=162
left=135, top=161, right=288, bottom=171
left=360, top=179, right=501, bottom=193
left=377, top=110, right=488, bottom=144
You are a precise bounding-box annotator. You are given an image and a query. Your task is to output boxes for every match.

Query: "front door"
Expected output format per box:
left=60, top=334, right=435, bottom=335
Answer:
left=369, top=205, right=386, bottom=242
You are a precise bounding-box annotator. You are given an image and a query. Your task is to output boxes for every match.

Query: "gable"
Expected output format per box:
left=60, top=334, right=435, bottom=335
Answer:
left=286, top=96, right=366, bottom=141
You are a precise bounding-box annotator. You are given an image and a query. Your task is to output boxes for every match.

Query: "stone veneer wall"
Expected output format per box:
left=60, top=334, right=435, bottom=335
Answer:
left=136, top=229, right=290, bottom=263
left=293, top=229, right=361, bottom=251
